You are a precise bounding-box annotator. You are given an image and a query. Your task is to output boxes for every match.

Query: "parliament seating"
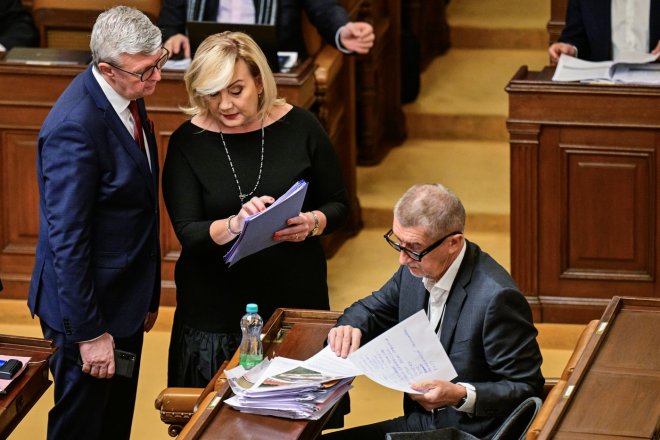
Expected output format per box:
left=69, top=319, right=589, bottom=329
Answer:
left=525, top=320, right=598, bottom=440
left=31, top=0, right=161, bottom=49
left=401, top=0, right=450, bottom=71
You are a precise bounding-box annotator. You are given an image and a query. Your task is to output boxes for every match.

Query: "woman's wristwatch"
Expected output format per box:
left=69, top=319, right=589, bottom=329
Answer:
left=308, top=211, right=320, bottom=236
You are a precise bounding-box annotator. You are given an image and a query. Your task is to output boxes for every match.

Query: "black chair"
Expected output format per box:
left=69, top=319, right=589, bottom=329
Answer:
left=386, top=396, right=543, bottom=440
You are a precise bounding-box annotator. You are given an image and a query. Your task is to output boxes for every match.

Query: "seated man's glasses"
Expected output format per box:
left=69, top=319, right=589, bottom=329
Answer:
left=105, top=47, right=169, bottom=82
left=384, top=229, right=462, bottom=262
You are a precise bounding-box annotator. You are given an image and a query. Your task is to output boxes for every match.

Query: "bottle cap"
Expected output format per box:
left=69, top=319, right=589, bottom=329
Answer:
left=246, top=303, right=258, bottom=313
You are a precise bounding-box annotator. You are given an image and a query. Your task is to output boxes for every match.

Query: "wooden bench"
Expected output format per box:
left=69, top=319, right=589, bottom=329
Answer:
left=526, top=319, right=598, bottom=439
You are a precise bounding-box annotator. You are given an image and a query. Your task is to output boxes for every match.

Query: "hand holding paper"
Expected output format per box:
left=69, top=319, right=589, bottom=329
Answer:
left=224, top=180, right=308, bottom=266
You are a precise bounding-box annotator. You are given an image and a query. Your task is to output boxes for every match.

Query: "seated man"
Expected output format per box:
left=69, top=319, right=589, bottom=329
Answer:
left=549, top=0, right=660, bottom=62
left=0, top=0, right=39, bottom=52
left=323, top=183, right=544, bottom=439
left=158, top=0, right=374, bottom=59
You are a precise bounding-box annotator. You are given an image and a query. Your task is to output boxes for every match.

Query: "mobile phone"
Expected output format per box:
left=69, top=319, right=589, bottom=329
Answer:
left=113, top=349, right=136, bottom=379
left=77, top=349, right=136, bottom=379
left=0, top=358, right=23, bottom=379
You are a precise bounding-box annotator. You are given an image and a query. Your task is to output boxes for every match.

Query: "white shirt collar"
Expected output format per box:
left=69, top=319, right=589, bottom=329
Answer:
left=423, top=240, right=467, bottom=294
left=92, top=65, right=131, bottom=115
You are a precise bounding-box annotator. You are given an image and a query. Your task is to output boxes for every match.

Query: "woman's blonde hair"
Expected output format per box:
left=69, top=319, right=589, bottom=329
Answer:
left=182, top=31, right=284, bottom=122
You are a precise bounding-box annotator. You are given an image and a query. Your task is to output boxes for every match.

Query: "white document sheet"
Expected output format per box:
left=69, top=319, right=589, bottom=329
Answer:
left=347, top=310, right=457, bottom=394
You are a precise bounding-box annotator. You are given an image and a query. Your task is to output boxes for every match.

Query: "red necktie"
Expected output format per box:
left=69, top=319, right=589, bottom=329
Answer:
left=129, top=100, right=146, bottom=155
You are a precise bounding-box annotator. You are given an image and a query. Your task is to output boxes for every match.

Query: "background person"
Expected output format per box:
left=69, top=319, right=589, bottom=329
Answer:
left=162, top=31, right=349, bottom=388
left=0, top=0, right=39, bottom=52
left=27, top=6, right=163, bottom=439
left=157, top=0, right=374, bottom=60
left=323, top=183, right=544, bottom=439
left=549, top=0, right=660, bottom=62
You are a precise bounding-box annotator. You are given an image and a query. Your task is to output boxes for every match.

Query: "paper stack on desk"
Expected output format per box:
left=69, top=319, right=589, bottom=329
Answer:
left=224, top=310, right=458, bottom=420
left=224, top=357, right=353, bottom=420
left=553, top=52, right=660, bottom=84
left=224, top=180, right=308, bottom=267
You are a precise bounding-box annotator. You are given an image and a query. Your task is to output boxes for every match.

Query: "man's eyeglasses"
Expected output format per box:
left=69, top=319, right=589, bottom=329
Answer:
left=384, top=229, right=462, bottom=262
left=105, top=48, right=169, bottom=82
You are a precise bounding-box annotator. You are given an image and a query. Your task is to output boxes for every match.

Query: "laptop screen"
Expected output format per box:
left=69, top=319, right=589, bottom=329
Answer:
left=186, top=21, right=280, bottom=73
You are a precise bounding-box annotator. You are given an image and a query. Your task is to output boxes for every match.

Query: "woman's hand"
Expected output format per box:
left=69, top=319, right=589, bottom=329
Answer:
left=273, top=211, right=322, bottom=242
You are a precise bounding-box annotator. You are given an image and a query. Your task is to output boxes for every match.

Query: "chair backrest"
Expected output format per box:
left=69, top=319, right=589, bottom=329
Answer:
left=386, top=428, right=479, bottom=440
left=492, top=397, right=543, bottom=440
left=31, top=0, right=161, bottom=49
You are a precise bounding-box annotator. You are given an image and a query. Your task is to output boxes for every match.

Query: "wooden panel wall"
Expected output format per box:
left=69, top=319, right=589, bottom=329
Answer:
left=507, top=67, right=660, bottom=323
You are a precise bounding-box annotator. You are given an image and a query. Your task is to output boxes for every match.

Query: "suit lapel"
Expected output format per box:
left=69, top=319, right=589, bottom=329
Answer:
left=136, top=98, right=160, bottom=185
left=83, top=68, right=156, bottom=200
left=439, top=241, right=476, bottom=351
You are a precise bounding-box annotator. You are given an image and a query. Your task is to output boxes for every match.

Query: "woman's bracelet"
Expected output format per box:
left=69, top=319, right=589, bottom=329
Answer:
left=308, top=211, right=320, bottom=236
left=226, top=215, right=240, bottom=235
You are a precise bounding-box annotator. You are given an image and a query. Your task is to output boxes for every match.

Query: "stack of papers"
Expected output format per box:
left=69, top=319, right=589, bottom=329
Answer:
left=224, top=180, right=308, bottom=266
left=223, top=310, right=458, bottom=420
left=552, top=52, right=660, bottom=84
left=225, top=357, right=353, bottom=420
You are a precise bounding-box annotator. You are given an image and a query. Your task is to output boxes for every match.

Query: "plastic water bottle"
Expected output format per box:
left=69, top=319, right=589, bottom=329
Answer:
left=239, top=303, right=263, bottom=369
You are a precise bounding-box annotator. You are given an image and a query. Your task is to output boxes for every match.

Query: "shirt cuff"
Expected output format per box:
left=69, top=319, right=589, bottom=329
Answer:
left=454, top=382, right=476, bottom=414
left=335, top=26, right=352, bottom=54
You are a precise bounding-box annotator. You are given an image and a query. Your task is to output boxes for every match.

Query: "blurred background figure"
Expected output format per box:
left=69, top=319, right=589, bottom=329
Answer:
left=549, top=0, right=660, bottom=62
left=0, top=0, right=39, bottom=52
left=158, top=0, right=374, bottom=60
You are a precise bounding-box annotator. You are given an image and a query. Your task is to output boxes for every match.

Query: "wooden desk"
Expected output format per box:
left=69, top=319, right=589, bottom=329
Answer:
left=178, top=308, right=343, bottom=440
left=0, top=57, right=360, bottom=305
left=538, top=296, right=660, bottom=439
left=0, top=334, right=56, bottom=440
left=506, top=67, right=660, bottom=323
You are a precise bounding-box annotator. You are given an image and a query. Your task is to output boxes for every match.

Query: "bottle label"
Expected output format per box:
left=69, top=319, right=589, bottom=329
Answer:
left=239, top=353, right=264, bottom=370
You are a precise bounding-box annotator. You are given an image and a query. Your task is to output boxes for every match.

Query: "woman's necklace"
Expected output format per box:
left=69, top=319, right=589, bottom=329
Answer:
left=220, top=126, right=265, bottom=203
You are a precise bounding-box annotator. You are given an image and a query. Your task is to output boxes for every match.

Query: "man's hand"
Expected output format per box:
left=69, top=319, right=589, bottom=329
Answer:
left=652, top=40, right=660, bottom=55
left=144, top=310, right=158, bottom=332
left=327, top=325, right=362, bottom=358
left=79, top=332, right=115, bottom=379
left=339, top=22, right=375, bottom=54
left=548, top=42, right=577, bottom=63
left=164, top=34, right=191, bottom=60
left=409, top=380, right=467, bottom=411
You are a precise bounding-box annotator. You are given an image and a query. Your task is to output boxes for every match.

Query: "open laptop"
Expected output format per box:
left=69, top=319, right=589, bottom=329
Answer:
left=186, top=21, right=280, bottom=72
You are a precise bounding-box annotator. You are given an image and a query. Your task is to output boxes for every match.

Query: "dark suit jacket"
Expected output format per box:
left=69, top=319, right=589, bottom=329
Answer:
left=28, top=66, right=160, bottom=342
left=337, top=241, right=544, bottom=439
left=559, top=0, right=660, bottom=61
left=157, top=0, right=349, bottom=57
left=0, top=0, right=39, bottom=51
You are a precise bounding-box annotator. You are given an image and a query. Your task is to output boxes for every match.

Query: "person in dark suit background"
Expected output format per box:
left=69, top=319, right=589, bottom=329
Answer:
left=549, top=0, right=660, bottom=62
left=27, top=6, right=164, bottom=440
left=322, top=184, right=544, bottom=440
left=158, top=0, right=374, bottom=60
left=0, top=0, right=39, bottom=52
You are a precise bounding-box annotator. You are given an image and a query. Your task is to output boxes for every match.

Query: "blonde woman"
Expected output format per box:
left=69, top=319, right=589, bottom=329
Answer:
left=162, top=32, right=348, bottom=387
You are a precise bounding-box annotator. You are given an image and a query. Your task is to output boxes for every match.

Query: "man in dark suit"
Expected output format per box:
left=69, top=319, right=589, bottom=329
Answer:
left=0, top=0, right=39, bottom=52
left=157, top=0, right=374, bottom=60
left=549, top=0, right=660, bottom=62
left=323, top=184, right=544, bottom=440
left=27, top=6, right=164, bottom=440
